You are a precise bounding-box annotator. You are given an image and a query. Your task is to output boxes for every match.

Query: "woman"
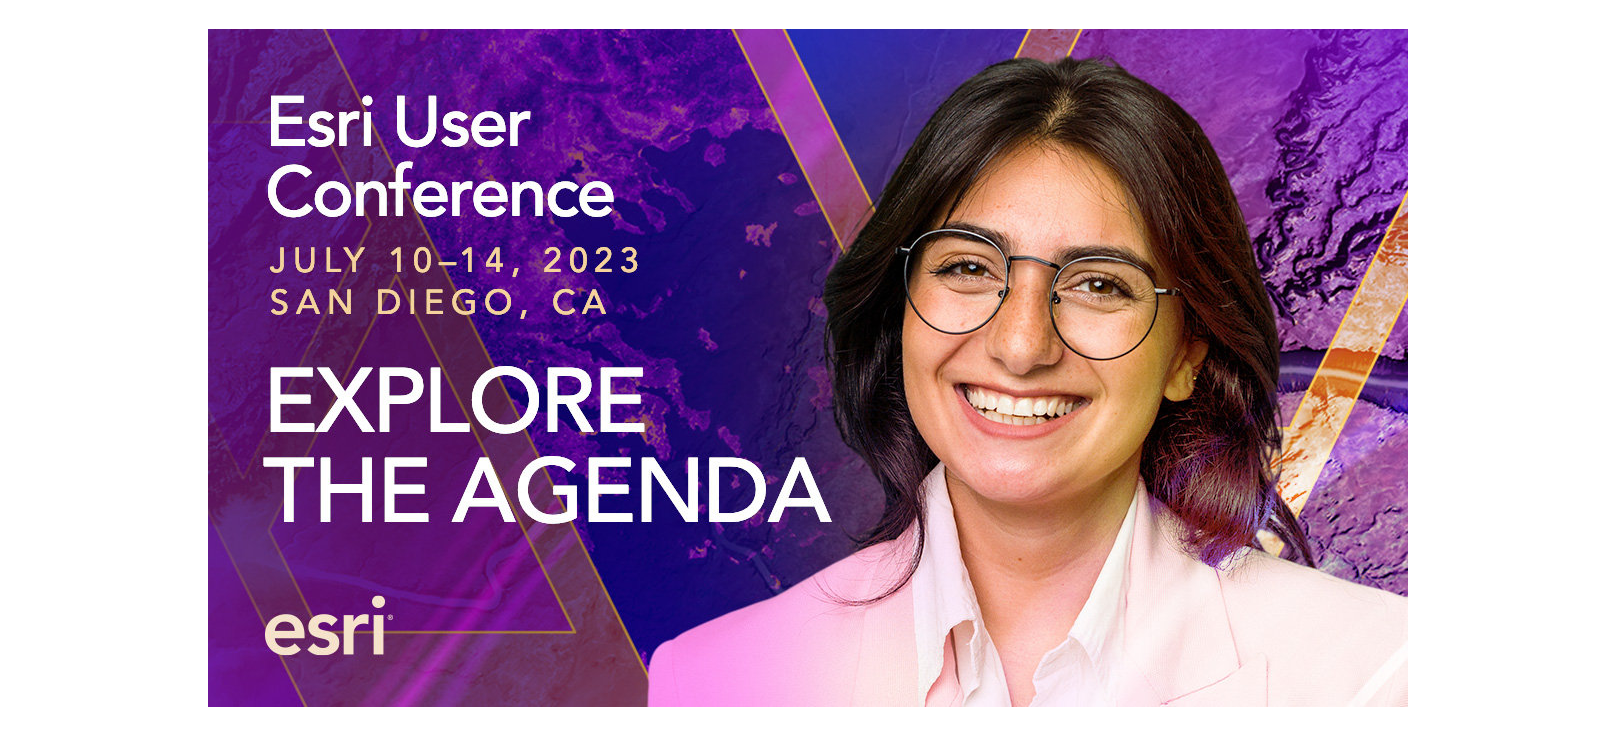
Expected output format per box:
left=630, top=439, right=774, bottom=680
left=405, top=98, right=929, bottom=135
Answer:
left=648, top=57, right=1405, bottom=706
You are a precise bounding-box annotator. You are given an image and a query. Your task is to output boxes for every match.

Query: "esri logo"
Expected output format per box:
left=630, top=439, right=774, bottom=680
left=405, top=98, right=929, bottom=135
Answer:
left=263, top=595, right=390, bottom=655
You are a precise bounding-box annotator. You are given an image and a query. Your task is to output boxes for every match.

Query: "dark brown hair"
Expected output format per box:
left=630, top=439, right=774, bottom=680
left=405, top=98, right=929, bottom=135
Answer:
left=822, top=57, right=1313, bottom=598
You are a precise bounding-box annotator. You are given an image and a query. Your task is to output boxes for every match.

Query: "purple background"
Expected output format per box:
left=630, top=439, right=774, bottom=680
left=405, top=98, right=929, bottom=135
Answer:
left=209, top=29, right=1407, bottom=705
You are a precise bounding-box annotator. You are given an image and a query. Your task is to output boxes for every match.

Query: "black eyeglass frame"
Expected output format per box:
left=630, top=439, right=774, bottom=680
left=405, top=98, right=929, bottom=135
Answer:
left=897, top=228, right=1183, bottom=361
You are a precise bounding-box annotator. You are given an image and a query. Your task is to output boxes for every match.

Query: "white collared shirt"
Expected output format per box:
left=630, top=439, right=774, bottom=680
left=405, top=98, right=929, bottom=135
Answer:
left=912, top=466, right=1137, bottom=706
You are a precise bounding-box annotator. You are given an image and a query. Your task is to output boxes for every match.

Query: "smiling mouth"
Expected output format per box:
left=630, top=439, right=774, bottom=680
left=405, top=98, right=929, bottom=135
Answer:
left=962, top=385, right=1087, bottom=426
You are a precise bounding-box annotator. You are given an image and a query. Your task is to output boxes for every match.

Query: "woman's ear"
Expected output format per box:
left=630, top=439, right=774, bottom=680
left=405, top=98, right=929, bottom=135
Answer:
left=1164, top=337, right=1210, bottom=402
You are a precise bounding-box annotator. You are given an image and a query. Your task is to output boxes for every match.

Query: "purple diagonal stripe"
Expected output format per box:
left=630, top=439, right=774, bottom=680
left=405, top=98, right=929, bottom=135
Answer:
left=734, top=29, right=871, bottom=249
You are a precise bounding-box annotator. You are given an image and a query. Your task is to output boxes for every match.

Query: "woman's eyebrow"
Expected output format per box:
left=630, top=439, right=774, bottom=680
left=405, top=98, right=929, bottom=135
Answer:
left=936, top=221, right=1159, bottom=281
left=1054, top=245, right=1159, bottom=281
left=935, top=221, right=1008, bottom=247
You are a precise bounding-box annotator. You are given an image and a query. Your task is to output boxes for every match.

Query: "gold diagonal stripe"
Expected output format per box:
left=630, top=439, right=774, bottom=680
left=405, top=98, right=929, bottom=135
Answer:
left=1277, top=194, right=1410, bottom=513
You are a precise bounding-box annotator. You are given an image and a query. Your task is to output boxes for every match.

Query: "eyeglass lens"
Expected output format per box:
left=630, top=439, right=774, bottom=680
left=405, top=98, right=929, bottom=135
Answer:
left=904, top=230, right=1162, bottom=360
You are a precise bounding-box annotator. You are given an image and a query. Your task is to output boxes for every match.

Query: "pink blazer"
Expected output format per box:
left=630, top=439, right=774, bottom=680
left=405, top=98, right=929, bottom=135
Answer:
left=648, top=488, right=1407, bottom=706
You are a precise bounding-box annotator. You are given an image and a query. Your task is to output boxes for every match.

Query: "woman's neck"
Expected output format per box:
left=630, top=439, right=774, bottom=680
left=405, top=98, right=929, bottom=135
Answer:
left=943, top=464, right=1139, bottom=704
left=945, top=464, right=1137, bottom=590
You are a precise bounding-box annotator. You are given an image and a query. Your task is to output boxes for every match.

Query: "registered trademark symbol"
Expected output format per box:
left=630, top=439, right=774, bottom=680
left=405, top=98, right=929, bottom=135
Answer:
left=387, top=615, right=394, bottom=620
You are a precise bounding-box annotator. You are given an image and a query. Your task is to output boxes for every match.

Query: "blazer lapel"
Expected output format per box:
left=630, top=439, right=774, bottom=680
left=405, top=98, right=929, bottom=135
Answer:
left=1113, top=487, right=1267, bottom=706
left=1161, top=655, right=1268, bottom=706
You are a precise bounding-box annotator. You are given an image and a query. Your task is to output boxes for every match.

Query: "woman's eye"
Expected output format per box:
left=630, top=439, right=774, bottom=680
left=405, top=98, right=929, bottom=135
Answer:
left=1078, top=278, right=1116, bottom=294
left=936, top=259, right=992, bottom=278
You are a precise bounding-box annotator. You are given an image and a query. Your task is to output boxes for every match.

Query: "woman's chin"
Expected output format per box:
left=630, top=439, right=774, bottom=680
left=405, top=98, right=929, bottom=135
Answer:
left=945, top=464, right=1073, bottom=506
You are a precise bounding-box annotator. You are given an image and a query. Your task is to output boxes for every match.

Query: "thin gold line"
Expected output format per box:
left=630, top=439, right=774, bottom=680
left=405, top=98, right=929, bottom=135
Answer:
left=210, top=415, right=246, bottom=480
left=213, top=523, right=308, bottom=706
left=268, top=527, right=314, bottom=617
left=213, top=525, right=271, bottom=627
left=248, top=295, right=366, bottom=468
left=335, top=284, right=383, bottom=381
left=428, top=277, right=642, bottom=648
left=323, top=30, right=402, bottom=174
left=406, top=291, right=578, bottom=636
left=732, top=29, right=846, bottom=251
left=1066, top=30, right=1083, bottom=57
left=248, top=180, right=373, bottom=475
left=287, top=217, right=370, bottom=371
left=1014, top=30, right=1034, bottom=59
left=263, top=305, right=382, bottom=529
left=327, top=144, right=362, bottom=194
left=280, top=142, right=373, bottom=382
left=783, top=29, right=872, bottom=209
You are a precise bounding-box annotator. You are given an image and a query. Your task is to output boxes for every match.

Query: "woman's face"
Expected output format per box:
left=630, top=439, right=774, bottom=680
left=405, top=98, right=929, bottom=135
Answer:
left=901, top=144, right=1206, bottom=512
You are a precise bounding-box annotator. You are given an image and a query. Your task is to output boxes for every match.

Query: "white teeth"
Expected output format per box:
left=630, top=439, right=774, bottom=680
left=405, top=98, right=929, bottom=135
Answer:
left=979, top=409, right=1050, bottom=426
left=964, top=385, right=1083, bottom=423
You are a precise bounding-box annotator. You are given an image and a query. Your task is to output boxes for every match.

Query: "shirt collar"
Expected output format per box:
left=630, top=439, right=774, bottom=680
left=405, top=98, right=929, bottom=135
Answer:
left=911, top=464, right=1139, bottom=704
left=913, top=465, right=984, bottom=704
left=1071, top=485, right=1135, bottom=671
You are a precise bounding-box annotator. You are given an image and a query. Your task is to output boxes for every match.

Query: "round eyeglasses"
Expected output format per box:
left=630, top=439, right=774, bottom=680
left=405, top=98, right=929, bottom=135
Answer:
left=899, top=228, right=1181, bottom=361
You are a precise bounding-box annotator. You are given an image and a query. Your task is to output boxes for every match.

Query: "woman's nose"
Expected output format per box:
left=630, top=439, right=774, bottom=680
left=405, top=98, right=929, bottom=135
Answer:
left=983, top=273, right=1065, bottom=374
